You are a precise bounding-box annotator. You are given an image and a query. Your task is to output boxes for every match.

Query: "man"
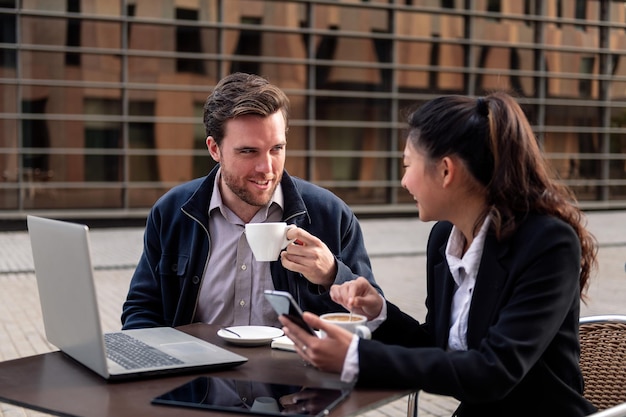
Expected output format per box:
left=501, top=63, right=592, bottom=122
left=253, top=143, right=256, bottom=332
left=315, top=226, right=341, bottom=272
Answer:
left=121, top=72, right=379, bottom=330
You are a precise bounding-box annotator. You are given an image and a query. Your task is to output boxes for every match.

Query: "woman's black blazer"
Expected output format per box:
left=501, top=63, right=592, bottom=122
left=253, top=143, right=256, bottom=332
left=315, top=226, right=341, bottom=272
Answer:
left=357, top=214, right=597, bottom=417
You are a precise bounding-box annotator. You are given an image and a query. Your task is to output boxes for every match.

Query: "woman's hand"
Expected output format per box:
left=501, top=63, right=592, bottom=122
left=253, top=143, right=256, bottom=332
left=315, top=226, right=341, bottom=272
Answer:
left=279, top=312, right=353, bottom=374
left=329, top=277, right=383, bottom=321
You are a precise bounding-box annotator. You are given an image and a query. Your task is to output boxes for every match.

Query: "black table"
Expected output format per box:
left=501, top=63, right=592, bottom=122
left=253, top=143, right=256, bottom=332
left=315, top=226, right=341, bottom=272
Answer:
left=0, top=323, right=409, bottom=417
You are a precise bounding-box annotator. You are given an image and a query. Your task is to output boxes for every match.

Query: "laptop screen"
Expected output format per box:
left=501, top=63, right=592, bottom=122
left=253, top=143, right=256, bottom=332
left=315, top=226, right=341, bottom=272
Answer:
left=152, top=376, right=351, bottom=417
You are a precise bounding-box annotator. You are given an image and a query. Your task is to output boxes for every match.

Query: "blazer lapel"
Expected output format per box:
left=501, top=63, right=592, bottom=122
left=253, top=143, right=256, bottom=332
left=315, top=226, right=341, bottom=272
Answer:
left=466, top=233, right=509, bottom=348
left=433, top=243, right=456, bottom=349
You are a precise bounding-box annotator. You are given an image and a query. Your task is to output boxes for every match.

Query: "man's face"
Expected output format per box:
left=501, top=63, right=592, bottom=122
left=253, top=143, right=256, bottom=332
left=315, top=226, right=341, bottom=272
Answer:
left=207, top=111, right=286, bottom=221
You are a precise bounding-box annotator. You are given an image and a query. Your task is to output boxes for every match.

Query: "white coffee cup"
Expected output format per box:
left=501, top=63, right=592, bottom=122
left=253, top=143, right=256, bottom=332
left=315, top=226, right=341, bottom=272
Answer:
left=244, top=222, right=296, bottom=262
left=320, top=312, right=372, bottom=339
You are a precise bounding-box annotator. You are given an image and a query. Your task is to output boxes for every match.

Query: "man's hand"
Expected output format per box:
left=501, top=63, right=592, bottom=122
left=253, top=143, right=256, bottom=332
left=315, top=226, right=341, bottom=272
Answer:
left=280, top=227, right=337, bottom=288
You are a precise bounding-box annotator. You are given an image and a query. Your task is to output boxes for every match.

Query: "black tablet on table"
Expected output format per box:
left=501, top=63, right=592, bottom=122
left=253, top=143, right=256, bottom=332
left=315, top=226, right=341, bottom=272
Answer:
left=152, top=376, right=351, bottom=417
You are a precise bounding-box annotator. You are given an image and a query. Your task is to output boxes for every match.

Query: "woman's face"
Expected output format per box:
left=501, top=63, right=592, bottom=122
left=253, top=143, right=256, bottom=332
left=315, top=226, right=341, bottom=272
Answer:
left=400, top=141, right=445, bottom=222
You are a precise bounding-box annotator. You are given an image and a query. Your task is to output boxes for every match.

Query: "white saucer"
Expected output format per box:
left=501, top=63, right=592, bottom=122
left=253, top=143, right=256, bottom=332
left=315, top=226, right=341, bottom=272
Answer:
left=217, top=326, right=284, bottom=346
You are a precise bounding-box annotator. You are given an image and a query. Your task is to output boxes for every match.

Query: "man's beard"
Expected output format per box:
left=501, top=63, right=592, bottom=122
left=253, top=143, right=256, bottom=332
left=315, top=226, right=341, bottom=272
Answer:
left=221, top=169, right=281, bottom=208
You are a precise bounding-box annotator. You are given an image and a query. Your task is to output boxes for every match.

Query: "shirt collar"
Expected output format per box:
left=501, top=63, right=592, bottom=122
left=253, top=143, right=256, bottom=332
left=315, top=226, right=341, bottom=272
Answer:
left=445, top=215, right=491, bottom=283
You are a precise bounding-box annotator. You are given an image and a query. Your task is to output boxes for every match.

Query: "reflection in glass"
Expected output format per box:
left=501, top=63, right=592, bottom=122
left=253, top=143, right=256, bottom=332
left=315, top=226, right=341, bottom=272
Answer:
left=315, top=96, right=390, bottom=122
left=311, top=155, right=390, bottom=205
left=65, top=0, right=81, bottom=66
left=396, top=36, right=460, bottom=93
left=1, top=119, right=18, bottom=184
left=395, top=186, right=415, bottom=205
left=22, top=100, right=50, bottom=174
left=129, top=100, right=158, bottom=182
left=2, top=1, right=626, bottom=214
left=153, top=376, right=349, bottom=417
left=20, top=52, right=84, bottom=80
left=608, top=56, right=626, bottom=101
left=23, top=187, right=123, bottom=210
left=543, top=130, right=602, bottom=201
left=230, top=17, right=262, bottom=75
left=608, top=129, right=626, bottom=201
left=128, top=186, right=172, bottom=208
left=0, top=189, right=18, bottom=209
left=176, top=8, right=204, bottom=74
left=609, top=135, right=626, bottom=180
left=21, top=86, right=123, bottom=115
left=192, top=103, right=215, bottom=178
left=0, top=84, right=17, bottom=113
left=398, top=100, right=426, bottom=122
left=85, top=124, right=122, bottom=183
left=129, top=152, right=157, bottom=182
left=128, top=57, right=218, bottom=84
left=0, top=6, right=16, bottom=69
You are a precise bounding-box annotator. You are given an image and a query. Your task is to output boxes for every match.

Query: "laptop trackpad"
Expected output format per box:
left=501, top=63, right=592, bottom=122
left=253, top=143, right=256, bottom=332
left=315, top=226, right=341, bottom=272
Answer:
left=159, top=341, right=222, bottom=361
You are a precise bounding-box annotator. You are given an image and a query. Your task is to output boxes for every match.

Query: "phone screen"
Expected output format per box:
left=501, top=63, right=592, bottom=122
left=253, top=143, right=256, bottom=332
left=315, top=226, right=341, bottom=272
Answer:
left=264, top=290, right=316, bottom=336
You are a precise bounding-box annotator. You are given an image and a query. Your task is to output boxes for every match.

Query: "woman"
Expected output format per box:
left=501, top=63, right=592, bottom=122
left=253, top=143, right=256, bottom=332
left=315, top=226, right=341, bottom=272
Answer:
left=279, top=92, right=598, bottom=416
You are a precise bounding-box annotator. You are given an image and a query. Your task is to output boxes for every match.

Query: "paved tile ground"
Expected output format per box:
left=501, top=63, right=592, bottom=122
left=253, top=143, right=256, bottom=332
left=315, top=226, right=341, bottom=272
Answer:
left=1, top=211, right=625, bottom=417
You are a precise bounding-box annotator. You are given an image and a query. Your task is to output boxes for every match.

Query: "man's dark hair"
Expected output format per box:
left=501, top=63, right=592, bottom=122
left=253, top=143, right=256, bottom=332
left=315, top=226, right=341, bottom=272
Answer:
left=203, top=72, right=290, bottom=146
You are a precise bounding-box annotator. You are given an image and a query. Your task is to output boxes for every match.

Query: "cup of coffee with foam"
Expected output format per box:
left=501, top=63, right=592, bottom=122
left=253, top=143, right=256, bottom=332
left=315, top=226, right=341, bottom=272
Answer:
left=320, top=312, right=371, bottom=339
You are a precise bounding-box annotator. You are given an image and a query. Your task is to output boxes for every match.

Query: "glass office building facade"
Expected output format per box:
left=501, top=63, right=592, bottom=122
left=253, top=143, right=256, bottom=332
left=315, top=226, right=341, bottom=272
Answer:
left=1, top=0, right=626, bottom=219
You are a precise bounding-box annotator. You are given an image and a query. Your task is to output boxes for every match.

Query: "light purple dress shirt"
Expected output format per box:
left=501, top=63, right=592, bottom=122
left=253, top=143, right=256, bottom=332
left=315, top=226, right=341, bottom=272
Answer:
left=195, top=170, right=285, bottom=327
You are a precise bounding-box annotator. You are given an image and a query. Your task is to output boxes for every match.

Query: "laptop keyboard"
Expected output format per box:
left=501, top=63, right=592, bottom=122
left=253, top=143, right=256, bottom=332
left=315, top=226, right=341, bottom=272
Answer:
left=104, top=332, right=185, bottom=370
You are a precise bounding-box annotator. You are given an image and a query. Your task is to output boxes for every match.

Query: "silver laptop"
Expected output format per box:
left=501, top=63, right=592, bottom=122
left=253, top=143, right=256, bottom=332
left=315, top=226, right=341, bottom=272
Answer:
left=27, top=215, right=247, bottom=381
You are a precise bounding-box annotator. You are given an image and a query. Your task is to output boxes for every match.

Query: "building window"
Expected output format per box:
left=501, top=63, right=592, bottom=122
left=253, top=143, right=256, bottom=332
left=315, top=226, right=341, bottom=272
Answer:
left=372, top=29, right=393, bottom=91
left=575, top=0, right=586, bottom=31
left=84, top=99, right=122, bottom=182
left=85, top=128, right=121, bottom=182
left=193, top=102, right=216, bottom=178
left=510, top=48, right=524, bottom=94
left=126, top=3, right=135, bottom=46
left=22, top=99, right=50, bottom=173
left=487, top=0, right=501, bottom=13
left=314, top=25, right=338, bottom=89
left=65, top=0, right=81, bottom=66
left=230, top=17, right=262, bottom=75
left=523, top=0, right=534, bottom=26
left=429, top=34, right=440, bottom=89
left=0, top=0, right=16, bottom=68
left=579, top=57, right=595, bottom=98
left=1, top=0, right=626, bottom=215
left=487, top=0, right=501, bottom=22
left=176, top=8, right=204, bottom=74
left=441, top=0, right=454, bottom=8
left=129, top=101, right=157, bottom=182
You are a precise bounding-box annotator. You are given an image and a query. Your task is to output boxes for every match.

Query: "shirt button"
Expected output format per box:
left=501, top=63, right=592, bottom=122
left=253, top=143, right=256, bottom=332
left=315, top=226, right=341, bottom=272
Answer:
left=239, top=299, right=246, bottom=307
left=241, top=264, right=247, bottom=271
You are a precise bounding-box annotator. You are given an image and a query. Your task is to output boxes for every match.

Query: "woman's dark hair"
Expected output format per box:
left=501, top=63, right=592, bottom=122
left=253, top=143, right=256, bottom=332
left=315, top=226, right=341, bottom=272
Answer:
left=406, top=91, right=597, bottom=298
left=203, top=72, right=290, bottom=146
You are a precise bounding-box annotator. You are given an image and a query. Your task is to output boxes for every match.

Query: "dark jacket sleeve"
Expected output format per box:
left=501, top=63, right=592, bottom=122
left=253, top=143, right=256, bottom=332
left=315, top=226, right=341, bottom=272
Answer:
left=121, top=177, right=208, bottom=330
left=120, top=210, right=166, bottom=329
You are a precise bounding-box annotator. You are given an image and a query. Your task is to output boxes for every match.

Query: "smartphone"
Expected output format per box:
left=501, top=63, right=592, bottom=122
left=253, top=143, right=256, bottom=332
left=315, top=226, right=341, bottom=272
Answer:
left=264, top=290, right=317, bottom=336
